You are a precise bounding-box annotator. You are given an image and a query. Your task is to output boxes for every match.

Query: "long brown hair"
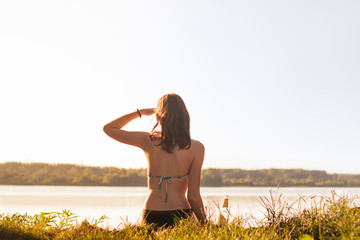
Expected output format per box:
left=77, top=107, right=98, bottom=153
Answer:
left=151, top=94, right=191, bottom=153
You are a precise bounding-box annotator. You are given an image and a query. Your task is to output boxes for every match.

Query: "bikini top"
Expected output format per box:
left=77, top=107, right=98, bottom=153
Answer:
left=148, top=174, right=188, bottom=203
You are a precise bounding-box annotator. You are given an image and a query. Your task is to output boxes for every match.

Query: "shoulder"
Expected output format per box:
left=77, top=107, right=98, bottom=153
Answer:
left=190, top=139, right=205, bottom=153
left=191, top=139, right=204, bottom=148
left=187, top=140, right=205, bottom=175
left=137, top=132, right=155, bottom=150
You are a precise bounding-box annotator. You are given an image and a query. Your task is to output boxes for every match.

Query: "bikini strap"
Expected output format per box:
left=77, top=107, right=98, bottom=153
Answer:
left=148, top=174, right=188, bottom=203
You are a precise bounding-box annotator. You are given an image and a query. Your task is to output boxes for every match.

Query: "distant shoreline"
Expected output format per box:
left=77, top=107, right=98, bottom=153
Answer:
left=1, top=162, right=360, bottom=187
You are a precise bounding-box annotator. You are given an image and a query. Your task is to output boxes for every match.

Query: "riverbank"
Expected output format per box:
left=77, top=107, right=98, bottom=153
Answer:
left=1, top=192, right=359, bottom=239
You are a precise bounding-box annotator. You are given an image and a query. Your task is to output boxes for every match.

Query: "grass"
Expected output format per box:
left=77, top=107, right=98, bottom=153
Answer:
left=1, top=190, right=360, bottom=240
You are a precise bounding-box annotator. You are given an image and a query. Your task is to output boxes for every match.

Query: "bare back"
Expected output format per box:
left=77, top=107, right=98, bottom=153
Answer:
left=143, top=138, right=204, bottom=210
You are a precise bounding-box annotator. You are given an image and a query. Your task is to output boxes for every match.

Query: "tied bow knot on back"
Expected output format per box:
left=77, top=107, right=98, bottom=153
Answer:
left=148, top=174, right=188, bottom=203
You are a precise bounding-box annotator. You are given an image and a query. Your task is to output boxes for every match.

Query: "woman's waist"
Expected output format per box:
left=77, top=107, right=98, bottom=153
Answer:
left=144, top=191, right=190, bottom=210
left=146, top=189, right=187, bottom=200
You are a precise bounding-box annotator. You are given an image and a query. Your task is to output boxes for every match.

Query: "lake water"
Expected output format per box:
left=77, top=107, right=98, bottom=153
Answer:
left=1, top=186, right=359, bottom=228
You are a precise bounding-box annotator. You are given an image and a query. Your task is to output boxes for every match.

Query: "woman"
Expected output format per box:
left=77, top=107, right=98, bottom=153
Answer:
left=103, top=93, right=206, bottom=228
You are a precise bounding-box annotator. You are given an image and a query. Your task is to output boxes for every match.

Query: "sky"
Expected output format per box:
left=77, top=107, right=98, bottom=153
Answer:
left=0, top=0, right=359, bottom=173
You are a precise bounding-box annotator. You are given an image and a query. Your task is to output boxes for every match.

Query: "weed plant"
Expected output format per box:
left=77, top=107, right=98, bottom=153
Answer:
left=1, top=191, right=360, bottom=240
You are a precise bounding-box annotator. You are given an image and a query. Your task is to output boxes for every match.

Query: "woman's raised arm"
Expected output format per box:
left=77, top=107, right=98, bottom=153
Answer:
left=103, top=108, right=154, bottom=149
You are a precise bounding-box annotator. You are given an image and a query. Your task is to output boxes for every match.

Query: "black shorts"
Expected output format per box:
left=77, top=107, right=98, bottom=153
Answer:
left=142, top=209, right=192, bottom=228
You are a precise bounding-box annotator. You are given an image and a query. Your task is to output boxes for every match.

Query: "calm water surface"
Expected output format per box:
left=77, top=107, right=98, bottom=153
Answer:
left=1, top=186, right=359, bottom=228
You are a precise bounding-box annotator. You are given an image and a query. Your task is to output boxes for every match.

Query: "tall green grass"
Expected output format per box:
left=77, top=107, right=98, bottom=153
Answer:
left=1, top=191, right=359, bottom=239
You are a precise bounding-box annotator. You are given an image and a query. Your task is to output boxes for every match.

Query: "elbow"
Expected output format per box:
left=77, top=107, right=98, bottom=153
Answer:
left=103, top=124, right=111, bottom=134
left=187, top=192, right=202, bottom=204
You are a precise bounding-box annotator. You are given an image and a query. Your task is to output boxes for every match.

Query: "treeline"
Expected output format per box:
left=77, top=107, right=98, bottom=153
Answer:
left=1, top=162, right=360, bottom=187
left=201, top=168, right=360, bottom=187
left=0, top=162, right=147, bottom=186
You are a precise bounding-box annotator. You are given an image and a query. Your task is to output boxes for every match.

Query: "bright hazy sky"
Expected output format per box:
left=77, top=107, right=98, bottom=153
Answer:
left=1, top=1, right=359, bottom=173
